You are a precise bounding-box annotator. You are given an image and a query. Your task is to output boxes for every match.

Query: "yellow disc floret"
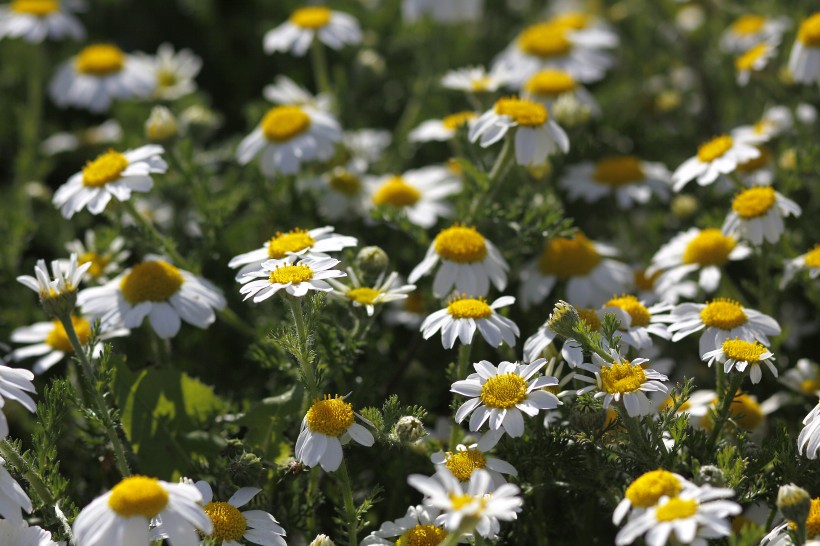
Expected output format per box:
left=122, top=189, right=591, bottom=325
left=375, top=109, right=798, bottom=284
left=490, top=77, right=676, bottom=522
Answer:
left=656, top=498, right=698, bottom=521
left=798, top=13, right=820, bottom=47
left=395, top=524, right=447, bottom=546
left=447, top=296, right=492, bottom=319
left=697, top=135, right=734, bottom=162
left=306, top=395, right=355, bottom=436
left=267, top=228, right=316, bottom=259
left=347, top=287, right=381, bottom=305
left=736, top=43, right=769, bottom=71
left=605, top=295, right=651, bottom=327
left=329, top=170, right=362, bottom=196
left=624, top=470, right=682, bottom=508
left=79, top=252, right=112, bottom=278
left=290, top=6, right=332, bottom=29
left=518, top=22, right=572, bottom=58
left=269, top=264, right=314, bottom=285
left=494, top=97, right=548, bottom=127
left=722, top=339, right=767, bottom=362
left=577, top=308, right=602, bottom=331
left=11, top=0, right=58, bottom=15
left=700, top=299, right=748, bottom=330
left=730, top=394, right=764, bottom=430
left=737, top=146, right=771, bottom=173
left=600, top=361, right=646, bottom=394
left=549, top=12, right=589, bottom=30
left=634, top=268, right=661, bottom=292
left=434, top=226, right=487, bottom=263
left=480, top=373, right=528, bottom=409
left=46, top=316, right=90, bottom=353
left=730, top=14, right=766, bottom=35
left=801, top=379, right=820, bottom=395
left=593, top=156, right=645, bottom=187
left=731, top=186, right=776, bottom=219
left=107, top=476, right=169, bottom=518
left=261, top=106, right=311, bottom=142
left=524, top=69, right=577, bottom=96
left=682, top=229, right=737, bottom=266
left=372, top=176, right=422, bottom=207
left=805, top=498, right=820, bottom=538
left=445, top=449, right=487, bottom=481
left=442, top=111, right=477, bottom=131
left=537, top=233, right=601, bottom=279
left=203, top=501, right=247, bottom=542
left=805, top=246, right=820, bottom=269
left=75, top=44, right=126, bottom=76
left=120, top=261, right=184, bottom=304
left=82, top=149, right=129, bottom=188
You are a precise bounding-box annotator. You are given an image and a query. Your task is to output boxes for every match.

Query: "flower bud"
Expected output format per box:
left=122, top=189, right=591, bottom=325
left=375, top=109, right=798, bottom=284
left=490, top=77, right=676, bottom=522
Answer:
left=309, top=534, right=335, bottom=546
left=145, top=106, right=178, bottom=142
left=671, top=195, right=698, bottom=219
left=392, top=415, right=427, bottom=444
left=547, top=301, right=581, bottom=340
left=356, top=246, right=389, bottom=280
left=552, top=93, right=591, bottom=128
left=695, top=465, right=724, bottom=487
left=777, top=483, right=811, bottom=525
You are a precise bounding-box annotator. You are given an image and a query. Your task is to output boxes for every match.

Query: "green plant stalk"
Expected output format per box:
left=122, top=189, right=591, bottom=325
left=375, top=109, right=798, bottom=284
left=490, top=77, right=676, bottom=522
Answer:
left=306, top=466, right=320, bottom=536
left=706, top=373, right=744, bottom=452
left=467, top=135, right=514, bottom=222
left=311, top=40, right=332, bottom=98
left=336, top=459, right=358, bottom=546
left=0, top=440, right=56, bottom=508
left=287, top=296, right=319, bottom=398
left=437, top=519, right=476, bottom=546
left=619, top=405, right=652, bottom=460
left=121, top=200, right=193, bottom=272
left=449, top=343, right=472, bottom=451
left=16, top=44, right=45, bottom=185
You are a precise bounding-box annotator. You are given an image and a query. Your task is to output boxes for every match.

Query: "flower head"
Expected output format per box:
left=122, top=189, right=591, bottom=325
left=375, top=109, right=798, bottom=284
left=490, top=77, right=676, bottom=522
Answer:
left=295, top=394, right=374, bottom=471
left=239, top=255, right=345, bottom=302
left=264, top=7, right=362, bottom=56
left=421, top=295, right=519, bottom=349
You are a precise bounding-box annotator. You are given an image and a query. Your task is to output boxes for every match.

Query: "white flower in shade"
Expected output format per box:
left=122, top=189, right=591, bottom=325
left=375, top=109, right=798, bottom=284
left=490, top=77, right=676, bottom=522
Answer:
left=0, top=0, right=84, bottom=43
left=9, top=315, right=128, bottom=374
left=735, top=40, right=779, bottom=86
left=78, top=258, right=225, bottom=339
left=17, top=253, right=90, bottom=300
left=263, top=74, right=332, bottom=112
left=236, top=105, right=341, bottom=177
left=193, top=481, right=287, bottom=546
left=441, top=65, right=509, bottom=93
left=49, top=43, right=155, bottom=112
left=660, top=298, right=780, bottom=355
left=0, top=458, right=32, bottom=521
left=731, top=105, right=793, bottom=144
left=384, top=289, right=427, bottom=329
left=789, top=13, right=820, bottom=84
left=143, top=42, right=202, bottom=100
left=799, top=403, right=820, bottom=460
left=720, top=14, right=790, bottom=53
left=615, top=485, right=741, bottom=546
left=732, top=144, right=775, bottom=186
left=648, top=227, right=752, bottom=295
left=702, top=339, right=776, bottom=384
left=781, top=245, right=820, bottom=288
left=452, top=359, right=560, bottom=438
left=63, top=231, right=129, bottom=284
left=671, top=134, right=760, bottom=191
left=408, top=225, right=509, bottom=298
left=41, top=118, right=123, bottom=156
left=518, top=232, right=631, bottom=309
left=361, top=505, right=444, bottom=546
left=521, top=68, right=599, bottom=116
left=295, top=394, right=374, bottom=472
left=301, top=161, right=368, bottom=222
left=327, top=270, right=416, bottom=317
left=0, top=365, right=36, bottom=438
left=407, top=469, right=522, bottom=539
left=560, top=156, right=672, bottom=209
left=722, top=185, right=801, bottom=245
left=73, top=475, right=212, bottom=546
left=402, top=0, right=483, bottom=24
left=469, top=96, right=569, bottom=167
left=409, top=112, right=477, bottom=143
left=780, top=358, right=820, bottom=396
left=613, top=469, right=698, bottom=525
left=52, top=145, right=167, bottom=219
left=0, top=520, right=60, bottom=546
left=421, top=295, right=519, bottom=349
left=366, top=167, right=462, bottom=228
left=239, top=255, right=345, bottom=302
left=343, top=129, right=391, bottom=166
left=228, top=226, right=357, bottom=280
left=600, top=295, right=672, bottom=350
left=676, top=390, right=770, bottom=433
left=431, top=443, right=517, bottom=489
left=575, top=351, right=668, bottom=417
left=264, top=7, right=361, bottom=56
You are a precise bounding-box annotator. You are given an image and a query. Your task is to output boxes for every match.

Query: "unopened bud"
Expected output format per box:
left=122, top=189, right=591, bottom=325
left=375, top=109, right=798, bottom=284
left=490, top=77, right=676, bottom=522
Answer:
left=392, top=415, right=427, bottom=444
left=356, top=246, right=389, bottom=279
left=671, top=194, right=698, bottom=219
left=552, top=93, right=591, bottom=127
left=547, top=301, right=581, bottom=340
left=777, top=483, right=811, bottom=525
left=309, top=534, right=335, bottom=546
left=695, top=465, right=724, bottom=487
left=145, top=106, right=178, bottom=142
left=41, top=291, right=78, bottom=320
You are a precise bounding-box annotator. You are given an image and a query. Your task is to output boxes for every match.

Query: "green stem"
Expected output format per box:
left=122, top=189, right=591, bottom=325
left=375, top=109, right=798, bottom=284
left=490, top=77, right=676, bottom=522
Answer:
left=306, top=466, right=320, bottom=536
left=336, top=459, right=358, bottom=546
left=449, top=344, right=473, bottom=451
left=619, top=406, right=652, bottom=464
left=15, top=44, right=45, bottom=185
left=467, top=135, right=514, bottom=222
left=310, top=40, right=332, bottom=98
left=287, top=297, right=318, bottom=398
left=0, top=440, right=56, bottom=507
left=121, top=200, right=193, bottom=272
left=706, top=373, right=744, bottom=453
left=437, top=520, right=476, bottom=546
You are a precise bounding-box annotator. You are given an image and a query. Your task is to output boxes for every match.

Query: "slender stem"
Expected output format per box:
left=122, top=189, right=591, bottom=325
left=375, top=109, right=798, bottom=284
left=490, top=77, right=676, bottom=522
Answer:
left=449, top=344, right=472, bottom=451
left=121, top=200, right=193, bottom=272
left=467, top=135, right=514, bottom=222
left=706, top=373, right=744, bottom=452
left=287, top=297, right=318, bottom=398
left=0, top=440, right=56, bottom=507
left=438, top=520, right=476, bottom=546
left=310, top=40, right=332, bottom=98
left=15, top=44, right=45, bottom=185
left=306, top=466, right=320, bottom=536
left=619, top=405, right=653, bottom=464
left=336, top=459, right=358, bottom=546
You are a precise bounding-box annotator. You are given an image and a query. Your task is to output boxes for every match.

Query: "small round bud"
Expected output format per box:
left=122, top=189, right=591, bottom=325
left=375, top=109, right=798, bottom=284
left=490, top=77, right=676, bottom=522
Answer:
left=655, top=90, right=682, bottom=112
left=547, top=301, right=581, bottom=340
left=309, top=534, right=335, bottom=546
left=230, top=452, right=264, bottom=485
left=671, top=194, right=699, bottom=219
left=695, top=465, right=724, bottom=487
left=392, top=415, right=427, bottom=444
left=569, top=394, right=606, bottom=432
left=779, top=149, right=798, bottom=171
left=356, top=246, right=389, bottom=279
left=552, top=93, right=591, bottom=128
left=180, top=104, right=222, bottom=138
left=145, top=106, right=178, bottom=142
left=777, top=483, right=811, bottom=525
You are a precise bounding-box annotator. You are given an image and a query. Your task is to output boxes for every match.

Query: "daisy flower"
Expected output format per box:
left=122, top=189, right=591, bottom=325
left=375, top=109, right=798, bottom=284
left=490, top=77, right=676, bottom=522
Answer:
left=613, top=469, right=697, bottom=525
left=193, top=481, right=287, bottom=546
left=409, top=111, right=477, bottom=143
left=733, top=145, right=775, bottom=186
left=239, top=255, right=345, bottom=303
left=63, top=231, right=129, bottom=284
left=0, top=520, right=60, bottom=546
left=615, top=485, right=742, bottom=546
left=560, top=156, right=672, bottom=209
left=522, top=68, right=598, bottom=115
left=343, top=129, right=391, bottom=166
left=789, top=13, right=820, bottom=84
left=295, top=394, right=374, bottom=472
left=384, top=289, right=427, bottom=329
left=72, top=475, right=212, bottom=546
left=264, top=7, right=362, bottom=56
left=52, top=145, right=167, bottom=219
left=518, top=232, right=631, bottom=309
left=761, top=497, right=820, bottom=545
left=601, top=295, right=672, bottom=350
left=680, top=390, right=769, bottom=433
left=702, top=339, right=776, bottom=384
left=720, top=14, right=790, bottom=53
left=798, top=403, right=820, bottom=460
left=41, top=118, right=123, bottom=156
left=78, top=258, right=225, bottom=339
left=441, top=65, right=509, bottom=93
left=781, top=245, right=820, bottom=288
left=263, top=74, right=332, bottom=112
left=575, top=351, right=668, bottom=417
left=452, top=359, right=561, bottom=438
left=420, top=295, right=519, bottom=349
left=731, top=105, right=793, bottom=144
left=236, top=104, right=341, bottom=177
left=300, top=161, right=369, bottom=222
left=671, top=134, right=760, bottom=191
left=17, top=252, right=90, bottom=302
left=327, top=270, right=415, bottom=317
left=49, top=43, right=155, bottom=113
left=469, top=96, right=569, bottom=167
left=361, top=505, right=444, bottom=546
left=648, top=227, right=752, bottom=294
left=143, top=42, right=202, bottom=100
left=366, top=166, right=462, bottom=228
left=402, top=0, right=483, bottom=24
left=629, top=265, right=697, bottom=305
left=662, top=298, right=781, bottom=354
left=408, top=225, right=508, bottom=298
left=781, top=359, right=820, bottom=396
left=0, top=0, right=84, bottom=43
left=523, top=307, right=605, bottom=367
left=228, top=226, right=357, bottom=280
left=0, top=365, right=36, bottom=438
left=431, top=443, right=517, bottom=489
left=0, top=458, right=32, bottom=521
left=722, top=185, right=801, bottom=245
left=735, top=40, right=779, bottom=86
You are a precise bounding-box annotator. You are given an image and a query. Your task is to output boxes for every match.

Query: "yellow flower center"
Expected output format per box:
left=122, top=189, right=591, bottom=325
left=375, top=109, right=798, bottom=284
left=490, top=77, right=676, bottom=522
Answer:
left=329, top=170, right=362, bottom=196
left=434, top=226, right=487, bottom=264
left=445, top=449, right=487, bottom=482
left=737, top=146, right=771, bottom=173
left=79, top=251, right=112, bottom=278
left=518, top=23, right=572, bottom=58
left=494, top=97, right=548, bottom=127
left=10, top=0, right=58, bottom=15
left=45, top=316, right=90, bottom=353
left=442, top=111, right=477, bottom=131
left=592, top=156, right=645, bottom=187
left=267, top=228, right=316, bottom=259
left=730, top=14, right=766, bottom=35
left=290, top=6, right=332, bottom=29
left=697, top=135, right=734, bottom=163
left=470, top=77, right=493, bottom=92
left=395, top=524, right=447, bottom=546
left=801, top=378, right=820, bottom=395
left=74, top=44, right=126, bottom=76
left=372, top=176, right=422, bottom=207
left=656, top=498, right=698, bottom=521
left=537, top=233, right=601, bottom=279
left=721, top=339, right=766, bottom=362
left=305, top=395, right=354, bottom=436
left=157, top=69, right=178, bottom=89
left=107, top=476, right=169, bottom=518
left=261, top=106, right=311, bottom=142
left=120, top=261, right=184, bottom=305
left=203, top=501, right=246, bottom=542
left=600, top=361, right=647, bottom=394
left=480, top=373, right=528, bottom=409
left=736, top=43, right=769, bottom=71
left=449, top=493, right=478, bottom=511
left=605, top=295, right=651, bottom=327
left=447, top=296, right=492, bottom=319
left=729, top=394, right=764, bottom=430
left=624, top=470, right=682, bottom=508
left=804, top=498, right=820, bottom=538
left=82, top=149, right=129, bottom=188
left=524, top=69, right=577, bottom=96
left=269, top=264, right=314, bottom=285
left=577, top=307, right=602, bottom=331
left=798, top=13, right=820, bottom=47
left=731, top=186, right=776, bottom=219
left=634, top=268, right=661, bottom=291
left=347, top=287, right=381, bottom=305
left=699, top=299, right=748, bottom=330
left=805, top=246, right=820, bottom=268
left=682, top=229, right=737, bottom=266
left=549, top=12, right=589, bottom=30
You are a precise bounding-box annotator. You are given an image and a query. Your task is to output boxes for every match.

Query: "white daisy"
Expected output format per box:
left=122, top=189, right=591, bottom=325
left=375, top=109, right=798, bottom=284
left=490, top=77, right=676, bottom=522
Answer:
left=671, top=134, right=760, bottom=191
left=72, top=475, right=212, bottom=546
left=402, top=0, right=483, bottom=24
left=228, top=226, right=357, bottom=281
left=421, top=295, right=519, bottom=349
left=366, top=166, right=462, bottom=228
left=731, top=105, right=793, bottom=144
left=40, top=118, right=123, bottom=156
left=431, top=443, right=517, bottom=489
left=0, top=365, right=36, bottom=438
left=143, top=42, right=202, bottom=100
left=264, top=7, right=362, bottom=56
left=0, top=0, right=84, bottom=43
left=735, top=40, right=779, bottom=86
left=194, top=481, right=287, bottom=546
left=408, top=225, right=509, bottom=298
left=679, top=390, right=769, bottom=433
left=521, top=68, right=599, bottom=116
left=384, top=289, right=427, bottom=329
left=782, top=245, right=820, bottom=288
left=722, top=185, right=801, bottom=245
left=361, top=505, right=444, bottom=546
left=441, top=65, right=509, bottom=93
left=702, top=338, right=776, bottom=384
left=343, top=128, right=391, bottom=166
left=78, top=257, right=226, bottom=339
left=49, top=43, right=155, bottom=113
left=0, top=520, right=60, bottom=546
left=799, top=403, right=820, bottom=460
left=295, top=394, right=374, bottom=472
left=780, top=358, right=820, bottom=396
left=409, top=111, right=477, bottom=143
left=239, top=255, right=345, bottom=302
left=560, top=156, right=672, bottom=209
left=789, top=13, right=820, bottom=84
left=469, top=96, right=569, bottom=167
left=518, top=232, right=631, bottom=309
left=236, top=104, right=341, bottom=177
left=732, top=144, right=775, bottom=186
left=0, top=458, right=32, bottom=521
left=17, top=252, right=90, bottom=301
left=62, top=231, right=129, bottom=284
left=613, top=469, right=698, bottom=525
left=600, top=295, right=672, bottom=350
left=263, top=74, right=332, bottom=112
left=720, top=14, right=790, bottom=53
left=300, top=160, right=369, bottom=222
left=327, top=270, right=416, bottom=317
left=52, top=144, right=167, bottom=219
